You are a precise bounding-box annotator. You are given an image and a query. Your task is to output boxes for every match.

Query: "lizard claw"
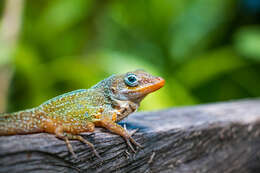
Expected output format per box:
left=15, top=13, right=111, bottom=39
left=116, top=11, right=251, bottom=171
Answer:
left=124, top=124, right=143, bottom=149
left=125, top=135, right=142, bottom=153
left=125, top=138, right=136, bottom=153
left=129, top=135, right=143, bottom=148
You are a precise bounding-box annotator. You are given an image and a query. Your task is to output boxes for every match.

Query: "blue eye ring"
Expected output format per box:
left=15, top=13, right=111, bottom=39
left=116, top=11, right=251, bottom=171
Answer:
left=124, top=74, right=139, bottom=87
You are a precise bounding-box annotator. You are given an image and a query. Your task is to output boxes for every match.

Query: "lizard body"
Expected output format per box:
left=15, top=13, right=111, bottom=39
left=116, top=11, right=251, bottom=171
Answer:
left=0, top=70, right=165, bottom=158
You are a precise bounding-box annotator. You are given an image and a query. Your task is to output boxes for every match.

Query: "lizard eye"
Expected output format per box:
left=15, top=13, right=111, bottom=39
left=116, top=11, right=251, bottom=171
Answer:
left=124, top=74, right=138, bottom=87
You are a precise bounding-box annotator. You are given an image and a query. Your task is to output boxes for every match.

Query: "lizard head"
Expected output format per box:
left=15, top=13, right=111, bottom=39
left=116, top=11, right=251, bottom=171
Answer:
left=109, top=70, right=165, bottom=104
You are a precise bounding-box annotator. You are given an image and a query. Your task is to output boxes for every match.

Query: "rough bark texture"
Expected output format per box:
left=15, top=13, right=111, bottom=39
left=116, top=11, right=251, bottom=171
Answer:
left=1, top=99, right=260, bottom=173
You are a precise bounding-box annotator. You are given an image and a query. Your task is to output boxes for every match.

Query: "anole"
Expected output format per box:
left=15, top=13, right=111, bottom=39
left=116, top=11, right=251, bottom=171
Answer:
left=0, top=70, right=165, bottom=158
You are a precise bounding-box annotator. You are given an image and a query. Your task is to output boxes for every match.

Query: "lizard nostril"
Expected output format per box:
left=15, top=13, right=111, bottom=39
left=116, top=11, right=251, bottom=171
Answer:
left=156, top=77, right=164, bottom=82
left=156, top=77, right=165, bottom=87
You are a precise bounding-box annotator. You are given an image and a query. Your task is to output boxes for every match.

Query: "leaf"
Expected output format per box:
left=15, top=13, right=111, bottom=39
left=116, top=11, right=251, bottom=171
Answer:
left=169, top=0, right=235, bottom=61
left=38, top=0, right=92, bottom=35
left=175, top=47, right=248, bottom=89
left=234, top=26, right=260, bottom=61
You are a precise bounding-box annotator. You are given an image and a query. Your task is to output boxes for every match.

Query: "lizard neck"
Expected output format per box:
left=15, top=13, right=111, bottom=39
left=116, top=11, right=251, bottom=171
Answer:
left=90, top=75, right=140, bottom=122
left=94, top=82, right=139, bottom=122
left=109, top=97, right=139, bottom=122
left=117, top=102, right=139, bottom=122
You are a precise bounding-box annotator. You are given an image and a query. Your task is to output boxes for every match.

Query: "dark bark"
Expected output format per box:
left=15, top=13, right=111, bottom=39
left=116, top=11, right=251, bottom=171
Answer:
left=1, top=99, right=260, bottom=173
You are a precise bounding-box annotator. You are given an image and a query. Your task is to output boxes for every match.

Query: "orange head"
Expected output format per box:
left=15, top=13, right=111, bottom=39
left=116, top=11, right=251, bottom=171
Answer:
left=106, top=70, right=165, bottom=104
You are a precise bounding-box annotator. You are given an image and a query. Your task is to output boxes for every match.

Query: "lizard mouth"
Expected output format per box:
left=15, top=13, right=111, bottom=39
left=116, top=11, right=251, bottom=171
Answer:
left=136, top=77, right=165, bottom=94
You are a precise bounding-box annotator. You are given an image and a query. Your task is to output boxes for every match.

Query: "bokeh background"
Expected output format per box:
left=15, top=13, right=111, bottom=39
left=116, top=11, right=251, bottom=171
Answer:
left=0, top=0, right=260, bottom=113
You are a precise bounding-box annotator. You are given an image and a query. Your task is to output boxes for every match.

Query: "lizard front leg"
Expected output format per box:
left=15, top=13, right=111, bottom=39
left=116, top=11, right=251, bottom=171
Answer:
left=98, top=118, right=142, bottom=152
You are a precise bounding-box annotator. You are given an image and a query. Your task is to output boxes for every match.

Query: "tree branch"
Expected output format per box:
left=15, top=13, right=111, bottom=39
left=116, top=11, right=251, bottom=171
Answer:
left=1, top=99, right=260, bottom=173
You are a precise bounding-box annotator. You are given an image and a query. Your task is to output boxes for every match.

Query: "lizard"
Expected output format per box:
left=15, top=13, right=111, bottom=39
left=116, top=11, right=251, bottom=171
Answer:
left=0, top=69, right=165, bottom=158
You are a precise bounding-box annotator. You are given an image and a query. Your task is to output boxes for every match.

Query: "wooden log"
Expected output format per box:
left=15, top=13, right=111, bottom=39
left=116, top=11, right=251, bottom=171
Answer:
left=1, top=99, right=260, bottom=173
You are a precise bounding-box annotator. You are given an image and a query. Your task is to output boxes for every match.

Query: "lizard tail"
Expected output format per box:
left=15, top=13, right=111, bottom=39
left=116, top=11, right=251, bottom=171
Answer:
left=0, top=109, right=44, bottom=135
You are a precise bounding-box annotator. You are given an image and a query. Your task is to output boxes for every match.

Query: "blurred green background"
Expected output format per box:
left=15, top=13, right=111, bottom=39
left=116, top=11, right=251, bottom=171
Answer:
left=0, top=0, right=260, bottom=113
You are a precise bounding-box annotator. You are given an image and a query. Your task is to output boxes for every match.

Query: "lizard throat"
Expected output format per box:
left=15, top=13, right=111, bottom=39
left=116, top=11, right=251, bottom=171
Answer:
left=114, top=100, right=139, bottom=122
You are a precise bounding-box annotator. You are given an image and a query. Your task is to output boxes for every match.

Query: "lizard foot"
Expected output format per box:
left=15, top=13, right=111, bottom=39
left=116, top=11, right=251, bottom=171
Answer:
left=55, top=127, right=101, bottom=159
left=123, top=124, right=142, bottom=152
left=66, top=133, right=101, bottom=159
left=100, top=119, right=142, bottom=153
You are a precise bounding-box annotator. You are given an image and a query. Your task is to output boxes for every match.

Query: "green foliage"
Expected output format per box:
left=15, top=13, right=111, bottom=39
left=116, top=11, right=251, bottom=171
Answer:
left=234, top=26, right=260, bottom=60
left=0, top=0, right=259, bottom=112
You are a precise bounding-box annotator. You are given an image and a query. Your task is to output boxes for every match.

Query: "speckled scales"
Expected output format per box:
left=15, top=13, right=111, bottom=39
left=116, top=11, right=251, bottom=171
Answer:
left=39, top=89, right=106, bottom=122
